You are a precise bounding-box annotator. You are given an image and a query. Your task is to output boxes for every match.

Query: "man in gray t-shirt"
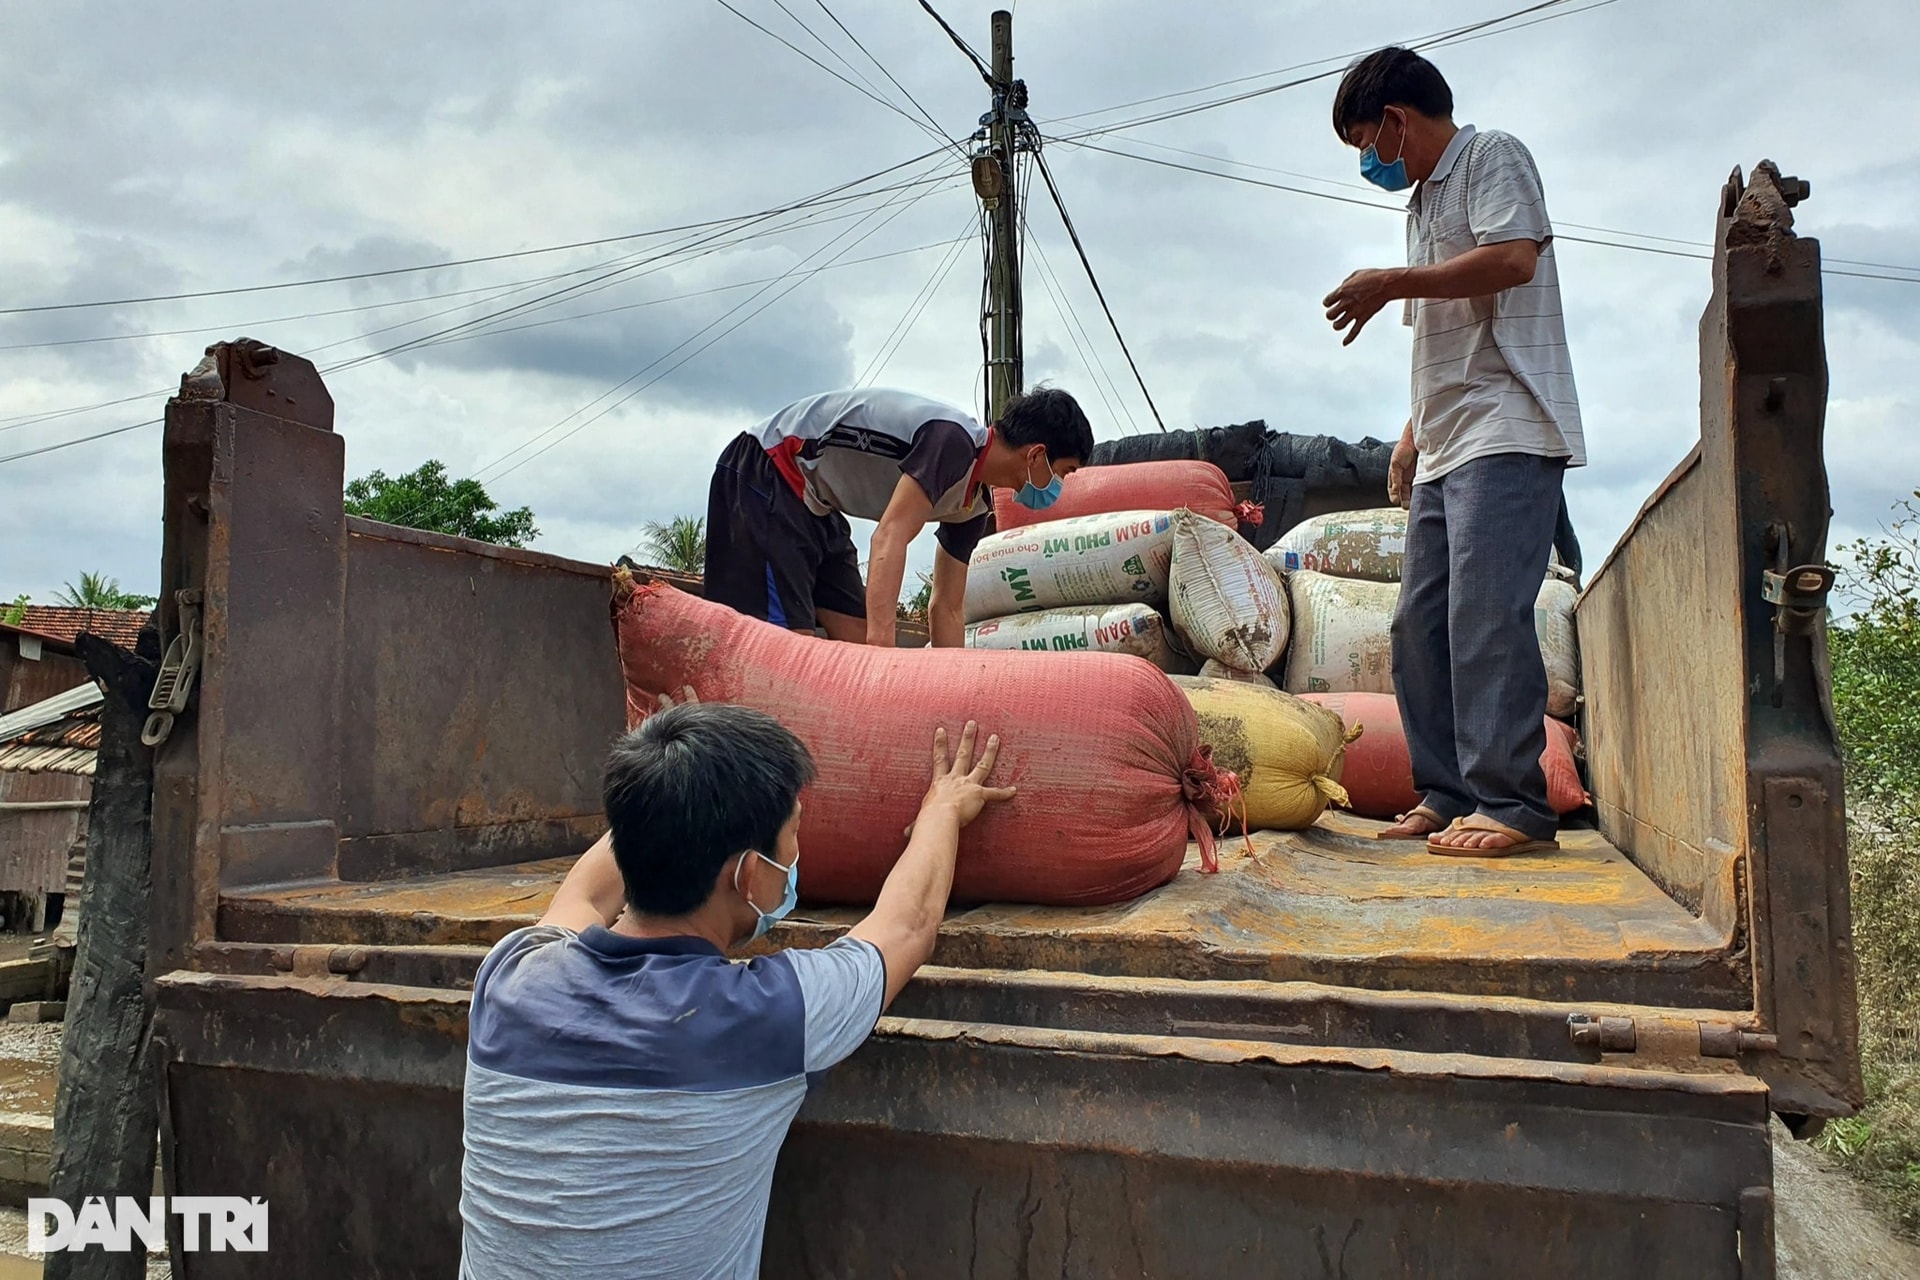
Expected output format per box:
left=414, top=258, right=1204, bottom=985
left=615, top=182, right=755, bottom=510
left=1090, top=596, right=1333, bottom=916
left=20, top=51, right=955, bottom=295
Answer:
left=1322, top=47, right=1583, bottom=857
left=460, top=696, right=1015, bottom=1278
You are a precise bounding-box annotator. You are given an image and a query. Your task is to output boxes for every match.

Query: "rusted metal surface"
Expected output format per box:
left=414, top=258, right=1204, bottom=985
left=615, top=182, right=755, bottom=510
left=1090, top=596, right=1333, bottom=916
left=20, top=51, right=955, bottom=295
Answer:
left=180, top=939, right=1760, bottom=1072
left=338, top=519, right=621, bottom=880
left=219, top=855, right=571, bottom=945
left=152, top=971, right=1771, bottom=1279
left=1578, top=163, right=1858, bottom=1115
left=154, top=976, right=467, bottom=1280
left=218, top=813, right=1745, bottom=1004
left=765, top=1019, right=1770, bottom=1279
left=176, top=337, right=333, bottom=431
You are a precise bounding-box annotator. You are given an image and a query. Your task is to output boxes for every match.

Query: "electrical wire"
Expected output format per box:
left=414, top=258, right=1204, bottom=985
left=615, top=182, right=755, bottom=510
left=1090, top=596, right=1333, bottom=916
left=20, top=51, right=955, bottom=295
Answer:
left=1049, top=0, right=1609, bottom=144
left=323, top=167, right=965, bottom=373
left=0, top=151, right=965, bottom=464
left=466, top=161, right=962, bottom=491
left=0, top=164, right=961, bottom=438
left=0, top=277, right=557, bottom=354
left=857, top=215, right=976, bottom=386
left=1026, top=226, right=1135, bottom=436
left=0, top=141, right=952, bottom=318
left=0, top=418, right=160, bottom=467
left=916, top=0, right=993, bottom=84
left=417, top=233, right=974, bottom=355
left=0, top=229, right=973, bottom=473
left=809, top=0, right=954, bottom=151
left=709, top=0, right=953, bottom=146
left=1067, top=139, right=1920, bottom=284
left=1029, top=149, right=1166, bottom=430
left=323, top=164, right=965, bottom=376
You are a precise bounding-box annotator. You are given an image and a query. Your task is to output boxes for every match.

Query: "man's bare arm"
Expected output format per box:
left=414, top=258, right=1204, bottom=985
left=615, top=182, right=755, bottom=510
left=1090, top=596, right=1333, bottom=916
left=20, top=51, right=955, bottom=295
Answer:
left=848, top=723, right=1015, bottom=1007
left=866, top=475, right=935, bottom=648
left=927, top=547, right=969, bottom=649
left=540, top=833, right=625, bottom=931
left=1324, top=240, right=1541, bottom=344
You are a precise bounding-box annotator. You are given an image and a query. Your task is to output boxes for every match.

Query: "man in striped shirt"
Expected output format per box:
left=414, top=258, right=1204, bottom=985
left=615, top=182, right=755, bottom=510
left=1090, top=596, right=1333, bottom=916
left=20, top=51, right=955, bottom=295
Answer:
left=1322, top=47, right=1586, bottom=857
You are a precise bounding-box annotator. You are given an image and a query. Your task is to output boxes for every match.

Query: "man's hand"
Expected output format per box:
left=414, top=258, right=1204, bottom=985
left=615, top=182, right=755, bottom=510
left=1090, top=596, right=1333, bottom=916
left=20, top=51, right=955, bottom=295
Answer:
left=904, top=721, right=1016, bottom=837
left=654, top=685, right=698, bottom=714
left=857, top=722, right=1016, bottom=1007
left=921, top=722, right=1016, bottom=825
left=1388, top=424, right=1417, bottom=509
left=1323, top=268, right=1406, bottom=346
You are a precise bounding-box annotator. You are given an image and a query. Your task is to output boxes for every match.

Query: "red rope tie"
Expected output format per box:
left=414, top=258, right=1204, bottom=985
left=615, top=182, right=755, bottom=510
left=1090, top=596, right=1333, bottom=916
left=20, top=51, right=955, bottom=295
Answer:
left=1182, top=745, right=1254, bottom=873
left=1233, top=500, right=1266, bottom=529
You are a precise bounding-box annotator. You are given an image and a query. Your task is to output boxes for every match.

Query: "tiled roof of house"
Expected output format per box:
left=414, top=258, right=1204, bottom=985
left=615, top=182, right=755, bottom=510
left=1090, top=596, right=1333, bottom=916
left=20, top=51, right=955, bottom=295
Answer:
left=6, top=606, right=149, bottom=649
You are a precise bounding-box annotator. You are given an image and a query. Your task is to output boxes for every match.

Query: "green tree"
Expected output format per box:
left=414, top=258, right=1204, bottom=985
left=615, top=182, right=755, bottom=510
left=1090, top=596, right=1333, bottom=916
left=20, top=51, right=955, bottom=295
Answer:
left=1817, top=490, right=1920, bottom=1232
left=896, top=570, right=933, bottom=621
left=344, top=461, right=537, bottom=547
left=53, top=573, right=155, bottom=609
left=2, top=595, right=27, bottom=626
left=639, top=516, right=706, bottom=575
left=1829, top=494, right=1920, bottom=807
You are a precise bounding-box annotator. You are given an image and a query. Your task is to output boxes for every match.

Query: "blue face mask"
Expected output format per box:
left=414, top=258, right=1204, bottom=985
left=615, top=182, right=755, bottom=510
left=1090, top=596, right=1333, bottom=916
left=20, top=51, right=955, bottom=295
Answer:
left=1359, top=113, right=1411, bottom=192
left=737, top=849, right=799, bottom=941
left=1013, top=453, right=1063, bottom=510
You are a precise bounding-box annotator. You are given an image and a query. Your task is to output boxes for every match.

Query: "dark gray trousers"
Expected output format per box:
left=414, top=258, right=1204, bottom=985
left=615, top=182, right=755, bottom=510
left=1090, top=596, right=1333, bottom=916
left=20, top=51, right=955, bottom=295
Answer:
left=1390, top=452, right=1566, bottom=840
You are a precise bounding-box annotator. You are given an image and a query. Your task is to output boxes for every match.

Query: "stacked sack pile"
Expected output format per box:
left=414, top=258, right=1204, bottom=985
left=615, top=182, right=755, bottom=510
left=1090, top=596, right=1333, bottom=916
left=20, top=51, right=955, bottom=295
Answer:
left=964, top=460, right=1355, bottom=834
left=1266, top=507, right=1588, bottom=820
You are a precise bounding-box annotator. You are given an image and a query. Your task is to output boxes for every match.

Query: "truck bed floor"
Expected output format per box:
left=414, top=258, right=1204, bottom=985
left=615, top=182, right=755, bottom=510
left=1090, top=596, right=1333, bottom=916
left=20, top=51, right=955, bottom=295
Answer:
left=219, top=812, right=1745, bottom=1007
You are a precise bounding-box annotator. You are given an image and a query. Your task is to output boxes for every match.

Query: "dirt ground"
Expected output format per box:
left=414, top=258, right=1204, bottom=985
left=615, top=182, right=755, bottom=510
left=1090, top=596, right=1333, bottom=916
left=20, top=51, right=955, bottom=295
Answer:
left=1775, top=1117, right=1920, bottom=1279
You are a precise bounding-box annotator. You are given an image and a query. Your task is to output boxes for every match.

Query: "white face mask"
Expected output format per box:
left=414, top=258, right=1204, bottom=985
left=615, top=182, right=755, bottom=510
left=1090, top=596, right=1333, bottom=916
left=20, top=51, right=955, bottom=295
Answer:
left=736, top=849, right=799, bottom=940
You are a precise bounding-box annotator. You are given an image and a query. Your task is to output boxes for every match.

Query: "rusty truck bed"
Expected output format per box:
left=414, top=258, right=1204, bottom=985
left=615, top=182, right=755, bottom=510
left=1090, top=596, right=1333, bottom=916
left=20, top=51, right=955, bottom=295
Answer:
left=218, top=811, right=1741, bottom=1007
left=145, top=163, right=1856, bottom=1279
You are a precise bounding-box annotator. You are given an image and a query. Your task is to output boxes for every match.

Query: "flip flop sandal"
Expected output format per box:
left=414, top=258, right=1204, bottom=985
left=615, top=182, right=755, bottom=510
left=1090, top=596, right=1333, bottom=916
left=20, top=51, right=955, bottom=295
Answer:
left=1426, top=816, right=1561, bottom=858
left=1376, top=806, right=1446, bottom=840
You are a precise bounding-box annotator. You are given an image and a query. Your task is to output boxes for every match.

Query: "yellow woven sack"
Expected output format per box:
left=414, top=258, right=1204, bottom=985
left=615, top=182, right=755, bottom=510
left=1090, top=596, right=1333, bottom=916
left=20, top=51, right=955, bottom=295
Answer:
left=1171, top=675, right=1355, bottom=831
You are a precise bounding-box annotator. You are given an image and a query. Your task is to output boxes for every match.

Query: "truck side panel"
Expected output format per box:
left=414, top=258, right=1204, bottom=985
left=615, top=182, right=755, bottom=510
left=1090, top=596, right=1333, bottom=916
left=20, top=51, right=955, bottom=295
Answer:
left=1579, top=164, right=1859, bottom=1115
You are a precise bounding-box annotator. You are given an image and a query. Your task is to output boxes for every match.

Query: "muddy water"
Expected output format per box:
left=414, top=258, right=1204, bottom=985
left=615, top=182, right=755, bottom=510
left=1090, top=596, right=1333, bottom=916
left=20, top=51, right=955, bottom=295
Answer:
left=0, top=1063, right=53, bottom=1115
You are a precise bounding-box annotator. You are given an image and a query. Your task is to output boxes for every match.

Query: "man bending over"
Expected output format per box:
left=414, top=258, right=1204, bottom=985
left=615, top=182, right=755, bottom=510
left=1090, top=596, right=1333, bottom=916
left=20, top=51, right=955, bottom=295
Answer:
left=705, top=386, right=1094, bottom=647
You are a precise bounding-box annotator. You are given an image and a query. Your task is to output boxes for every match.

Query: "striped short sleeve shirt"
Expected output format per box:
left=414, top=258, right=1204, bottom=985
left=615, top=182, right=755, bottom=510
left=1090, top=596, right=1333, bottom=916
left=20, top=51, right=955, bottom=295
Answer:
left=1403, top=125, right=1586, bottom=483
left=459, top=925, right=886, bottom=1279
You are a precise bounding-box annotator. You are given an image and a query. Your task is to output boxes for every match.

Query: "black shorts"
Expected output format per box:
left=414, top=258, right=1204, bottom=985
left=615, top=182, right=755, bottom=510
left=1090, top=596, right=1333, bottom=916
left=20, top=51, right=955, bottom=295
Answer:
left=705, top=433, right=866, bottom=630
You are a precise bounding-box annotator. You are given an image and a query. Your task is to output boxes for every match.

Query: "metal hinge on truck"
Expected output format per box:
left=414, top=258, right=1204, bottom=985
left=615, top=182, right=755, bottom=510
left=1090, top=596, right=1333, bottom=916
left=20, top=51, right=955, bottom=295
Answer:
left=1761, top=521, right=1832, bottom=708
left=142, top=588, right=203, bottom=748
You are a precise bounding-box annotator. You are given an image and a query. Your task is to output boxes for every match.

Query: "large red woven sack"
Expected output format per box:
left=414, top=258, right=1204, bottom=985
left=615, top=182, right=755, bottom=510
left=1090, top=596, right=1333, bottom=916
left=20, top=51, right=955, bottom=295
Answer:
left=612, top=574, right=1224, bottom=906
left=993, top=459, right=1244, bottom=535
left=1299, top=692, right=1587, bottom=819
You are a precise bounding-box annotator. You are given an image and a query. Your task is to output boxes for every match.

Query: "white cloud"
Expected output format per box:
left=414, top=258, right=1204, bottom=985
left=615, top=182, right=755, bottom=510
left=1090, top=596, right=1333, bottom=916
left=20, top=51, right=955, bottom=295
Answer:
left=3, top=0, right=1918, bottom=605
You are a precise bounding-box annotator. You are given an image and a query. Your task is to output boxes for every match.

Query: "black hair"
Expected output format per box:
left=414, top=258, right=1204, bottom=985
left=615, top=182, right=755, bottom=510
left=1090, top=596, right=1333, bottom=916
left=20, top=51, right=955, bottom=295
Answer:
left=1331, top=47, right=1454, bottom=142
left=996, top=385, right=1094, bottom=464
left=602, top=702, right=816, bottom=916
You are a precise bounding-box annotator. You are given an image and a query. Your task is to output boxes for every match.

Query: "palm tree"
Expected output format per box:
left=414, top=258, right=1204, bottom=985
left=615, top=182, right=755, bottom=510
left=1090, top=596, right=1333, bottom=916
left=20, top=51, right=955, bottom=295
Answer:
left=639, top=517, right=707, bottom=575
left=53, top=572, right=155, bottom=610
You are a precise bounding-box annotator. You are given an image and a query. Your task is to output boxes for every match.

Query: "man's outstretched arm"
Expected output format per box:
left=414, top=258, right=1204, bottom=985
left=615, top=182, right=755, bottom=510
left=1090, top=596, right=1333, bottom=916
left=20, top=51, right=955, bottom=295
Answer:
left=848, top=722, right=1015, bottom=1008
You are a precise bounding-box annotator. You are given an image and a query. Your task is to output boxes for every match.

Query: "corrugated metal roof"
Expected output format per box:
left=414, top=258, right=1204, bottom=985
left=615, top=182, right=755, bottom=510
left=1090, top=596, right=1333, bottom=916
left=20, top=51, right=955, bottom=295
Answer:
left=0, top=744, right=94, bottom=776
left=0, top=684, right=103, bottom=745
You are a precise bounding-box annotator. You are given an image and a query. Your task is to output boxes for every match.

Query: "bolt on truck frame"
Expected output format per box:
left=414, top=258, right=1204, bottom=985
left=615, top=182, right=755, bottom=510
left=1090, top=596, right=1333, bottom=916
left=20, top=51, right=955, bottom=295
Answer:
left=144, top=162, right=1854, bottom=1278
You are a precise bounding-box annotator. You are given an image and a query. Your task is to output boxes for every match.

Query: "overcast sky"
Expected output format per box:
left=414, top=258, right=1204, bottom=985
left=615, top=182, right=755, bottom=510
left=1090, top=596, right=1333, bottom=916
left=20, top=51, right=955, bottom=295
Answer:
left=3, top=0, right=1916, bottom=603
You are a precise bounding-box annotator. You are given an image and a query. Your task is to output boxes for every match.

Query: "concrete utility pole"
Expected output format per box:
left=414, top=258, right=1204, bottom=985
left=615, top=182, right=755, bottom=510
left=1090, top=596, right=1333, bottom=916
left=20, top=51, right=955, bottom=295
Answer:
left=972, top=8, right=1025, bottom=423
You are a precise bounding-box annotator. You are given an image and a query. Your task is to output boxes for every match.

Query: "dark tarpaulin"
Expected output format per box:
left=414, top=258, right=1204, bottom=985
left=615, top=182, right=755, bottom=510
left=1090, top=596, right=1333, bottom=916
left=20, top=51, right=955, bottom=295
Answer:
left=1087, top=420, right=1582, bottom=577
